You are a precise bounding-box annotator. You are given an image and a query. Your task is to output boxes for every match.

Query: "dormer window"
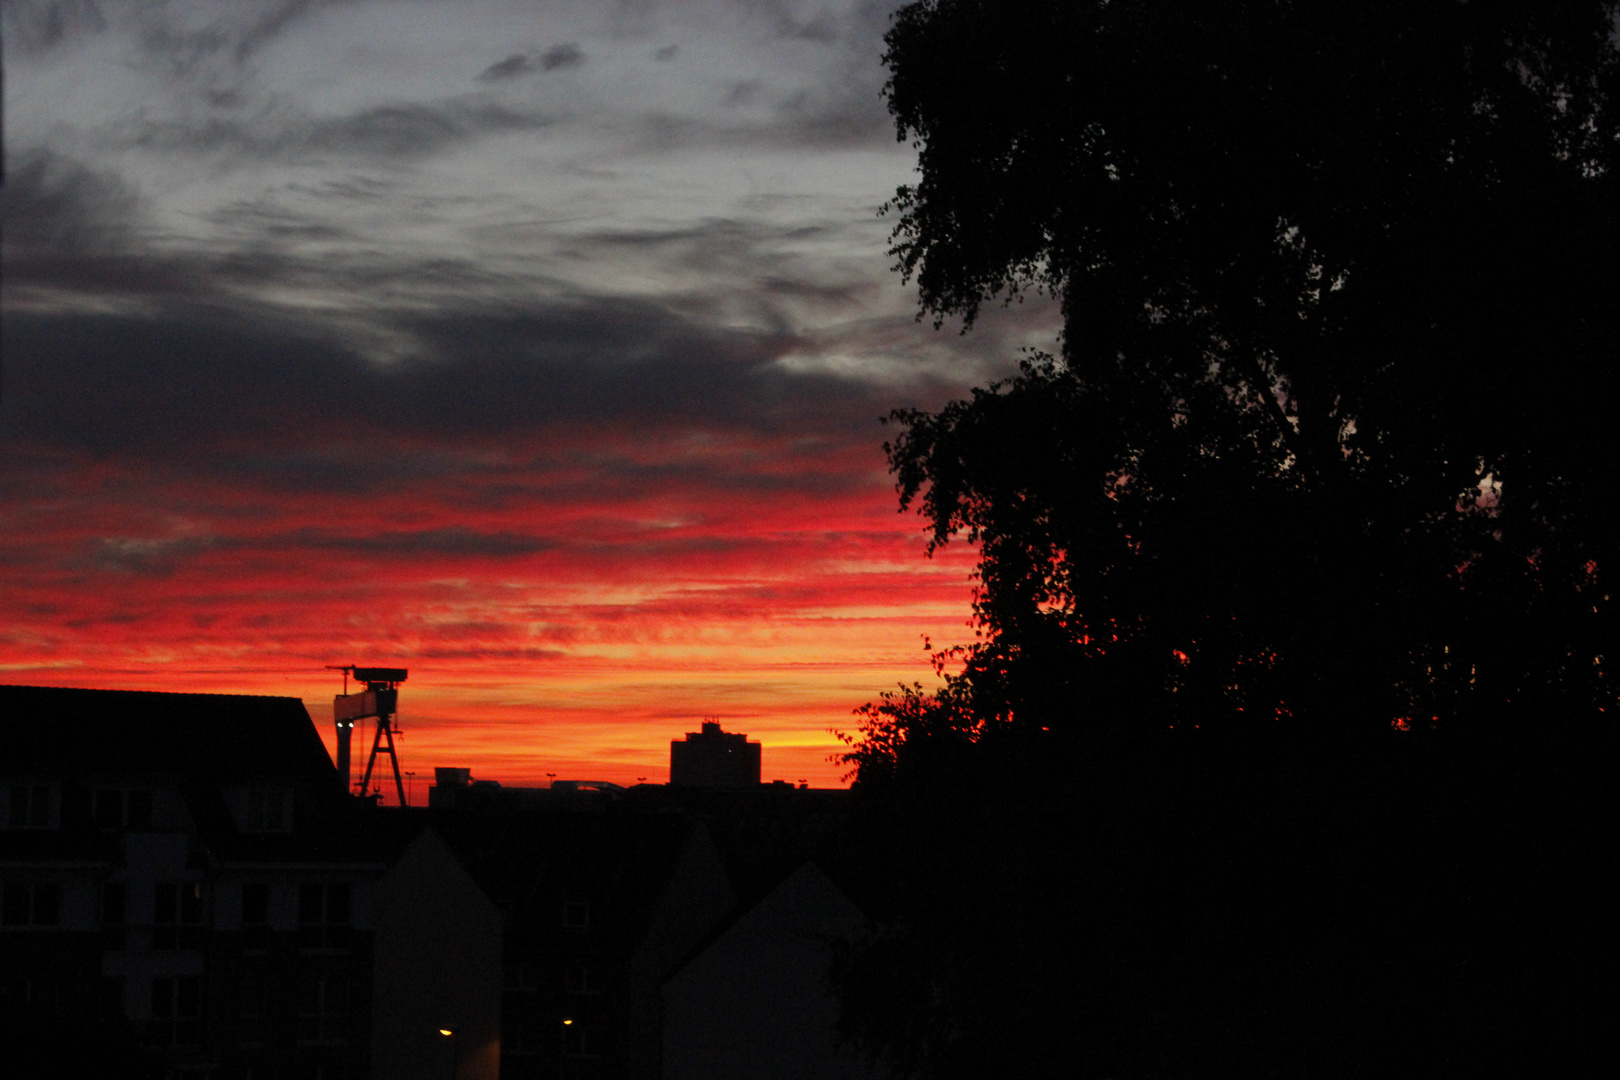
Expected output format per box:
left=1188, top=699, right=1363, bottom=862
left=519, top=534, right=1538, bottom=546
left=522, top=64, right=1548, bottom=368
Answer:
left=4, top=783, right=52, bottom=829
left=243, top=788, right=289, bottom=832
left=92, top=788, right=154, bottom=830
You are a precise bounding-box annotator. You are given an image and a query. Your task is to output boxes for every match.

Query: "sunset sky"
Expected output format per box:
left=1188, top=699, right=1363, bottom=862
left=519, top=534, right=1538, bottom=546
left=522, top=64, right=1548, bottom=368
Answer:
left=0, top=0, right=1058, bottom=791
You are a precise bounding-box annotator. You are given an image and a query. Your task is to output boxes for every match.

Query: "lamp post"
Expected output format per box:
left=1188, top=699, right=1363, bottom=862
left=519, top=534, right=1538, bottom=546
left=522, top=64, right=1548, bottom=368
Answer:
left=439, top=1027, right=458, bottom=1080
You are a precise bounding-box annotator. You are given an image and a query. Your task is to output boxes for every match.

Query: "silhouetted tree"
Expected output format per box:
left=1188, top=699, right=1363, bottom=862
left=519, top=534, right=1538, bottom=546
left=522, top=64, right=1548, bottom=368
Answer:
left=832, top=4, right=1618, bottom=1077
left=876, top=0, right=1618, bottom=739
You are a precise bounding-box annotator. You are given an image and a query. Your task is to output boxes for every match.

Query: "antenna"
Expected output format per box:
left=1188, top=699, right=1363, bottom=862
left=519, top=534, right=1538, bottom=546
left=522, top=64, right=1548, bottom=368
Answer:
left=331, top=666, right=410, bottom=806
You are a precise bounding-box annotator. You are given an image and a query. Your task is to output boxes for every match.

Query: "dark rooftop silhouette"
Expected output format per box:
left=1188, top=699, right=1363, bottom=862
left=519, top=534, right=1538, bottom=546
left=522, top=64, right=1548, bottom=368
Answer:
left=0, top=684, right=335, bottom=784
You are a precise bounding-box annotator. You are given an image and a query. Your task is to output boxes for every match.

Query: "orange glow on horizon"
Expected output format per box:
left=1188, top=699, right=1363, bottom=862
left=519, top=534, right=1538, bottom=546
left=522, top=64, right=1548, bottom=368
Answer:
left=0, top=428, right=980, bottom=791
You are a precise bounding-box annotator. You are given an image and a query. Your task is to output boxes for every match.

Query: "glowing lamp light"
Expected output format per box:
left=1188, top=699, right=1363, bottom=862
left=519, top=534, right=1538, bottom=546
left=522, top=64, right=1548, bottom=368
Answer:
left=562, top=1018, right=574, bottom=1025
left=439, top=1028, right=454, bottom=1036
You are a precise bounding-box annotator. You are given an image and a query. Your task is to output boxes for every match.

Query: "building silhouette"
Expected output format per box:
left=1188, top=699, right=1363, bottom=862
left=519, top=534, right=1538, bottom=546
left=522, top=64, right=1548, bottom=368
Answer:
left=0, top=684, right=501, bottom=1079
left=663, top=862, right=882, bottom=1080
left=669, top=723, right=760, bottom=789
left=4, top=684, right=870, bottom=1078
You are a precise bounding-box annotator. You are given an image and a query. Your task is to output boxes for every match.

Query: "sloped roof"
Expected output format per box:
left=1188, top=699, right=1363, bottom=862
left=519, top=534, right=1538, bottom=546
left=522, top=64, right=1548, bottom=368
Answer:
left=0, top=684, right=335, bottom=785
left=434, top=808, right=702, bottom=952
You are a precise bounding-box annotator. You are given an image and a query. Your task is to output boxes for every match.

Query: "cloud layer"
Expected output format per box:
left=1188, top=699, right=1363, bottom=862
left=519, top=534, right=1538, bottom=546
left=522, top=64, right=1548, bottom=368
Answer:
left=1, top=0, right=1058, bottom=788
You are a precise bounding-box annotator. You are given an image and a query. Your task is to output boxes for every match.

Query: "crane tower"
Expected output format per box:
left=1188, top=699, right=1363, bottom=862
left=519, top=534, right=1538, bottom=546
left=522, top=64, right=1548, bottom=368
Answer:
left=330, top=666, right=409, bottom=805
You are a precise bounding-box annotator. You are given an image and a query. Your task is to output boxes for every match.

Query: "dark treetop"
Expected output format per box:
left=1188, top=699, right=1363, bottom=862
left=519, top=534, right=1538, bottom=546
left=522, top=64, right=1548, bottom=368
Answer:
left=871, top=0, right=1619, bottom=740
left=831, top=5, right=1618, bottom=1078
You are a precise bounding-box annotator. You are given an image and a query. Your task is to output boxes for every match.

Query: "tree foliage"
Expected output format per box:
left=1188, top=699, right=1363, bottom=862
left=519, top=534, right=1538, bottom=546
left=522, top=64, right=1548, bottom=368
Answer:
left=872, top=0, right=1619, bottom=743
left=831, top=4, right=1619, bottom=1077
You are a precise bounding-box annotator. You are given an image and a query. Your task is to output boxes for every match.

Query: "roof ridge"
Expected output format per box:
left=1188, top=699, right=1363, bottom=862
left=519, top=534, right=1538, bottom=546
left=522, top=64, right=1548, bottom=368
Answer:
left=0, top=684, right=307, bottom=701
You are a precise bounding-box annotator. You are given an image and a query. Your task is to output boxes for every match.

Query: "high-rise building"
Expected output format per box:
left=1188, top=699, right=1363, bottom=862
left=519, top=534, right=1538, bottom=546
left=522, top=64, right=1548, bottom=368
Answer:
left=669, top=723, right=760, bottom=788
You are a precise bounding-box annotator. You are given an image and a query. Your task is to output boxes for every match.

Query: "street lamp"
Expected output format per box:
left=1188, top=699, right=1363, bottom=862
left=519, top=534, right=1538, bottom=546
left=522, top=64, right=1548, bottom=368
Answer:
left=439, top=1027, right=458, bottom=1080
left=561, top=1016, right=577, bottom=1057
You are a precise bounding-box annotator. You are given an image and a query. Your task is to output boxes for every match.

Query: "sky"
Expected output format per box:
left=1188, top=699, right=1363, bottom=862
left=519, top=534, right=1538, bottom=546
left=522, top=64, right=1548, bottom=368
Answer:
left=0, top=0, right=1059, bottom=792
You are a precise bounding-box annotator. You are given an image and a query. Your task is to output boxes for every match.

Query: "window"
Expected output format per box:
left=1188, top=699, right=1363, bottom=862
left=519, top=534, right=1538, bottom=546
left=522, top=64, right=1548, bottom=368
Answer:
left=242, top=788, right=289, bottom=833
left=298, top=883, right=350, bottom=951
left=102, top=881, right=128, bottom=948
left=5, top=784, right=50, bottom=828
left=562, top=901, right=590, bottom=930
left=564, top=966, right=601, bottom=995
left=238, top=971, right=268, bottom=1019
left=503, top=1013, right=542, bottom=1056
left=150, top=975, right=201, bottom=1045
left=241, top=883, right=271, bottom=950
left=127, top=789, right=154, bottom=829
left=238, top=968, right=269, bottom=1047
left=504, top=960, right=540, bottom=991
left=94, top=789, right=123, bottom=829
left=93, top=789, right=155, bottom=830
left=154, top=882, right=204, bottom=949
left=1, top=882, right=61, bottom=927
left=98, top=975, right=125, bottom=1020
left=297, top=974, right=347, bottom=1044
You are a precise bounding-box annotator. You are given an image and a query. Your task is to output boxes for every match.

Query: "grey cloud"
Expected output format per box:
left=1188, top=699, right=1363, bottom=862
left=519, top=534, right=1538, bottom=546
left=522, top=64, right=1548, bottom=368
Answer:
left=68, top=526, right=552, bottom=577
left=81, top=534, right=214, bottom=576
left=653, top=44, right=679, bottom=61
left=628, top=78, right=890, bottom=153
left=478, top=41, right=583, bottom=81
left=478, top=53, right=537, bottom=81
left=305, top=100, right=551, bottom=157
left=0, top=293, right=897, bottom=472
left=411, top=646, right=568, bottom=661
left=232, top=0, right=320, bottom=63
left=539, top=42, right=584, bottom=71
left=275, top=526, right=557, bottom=557
left=122, top=97, right=552, bottom=160
left=0, top=147, right=143, bottom=255
left=724, top=80, right=762, bottom=107
left=738, top=0, right=847, bottom=44
left=788, top=9, right=839, bottom=43
left=126, top=0, right=345, bottom=76
left=0, top=0, right=107, bottom=54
